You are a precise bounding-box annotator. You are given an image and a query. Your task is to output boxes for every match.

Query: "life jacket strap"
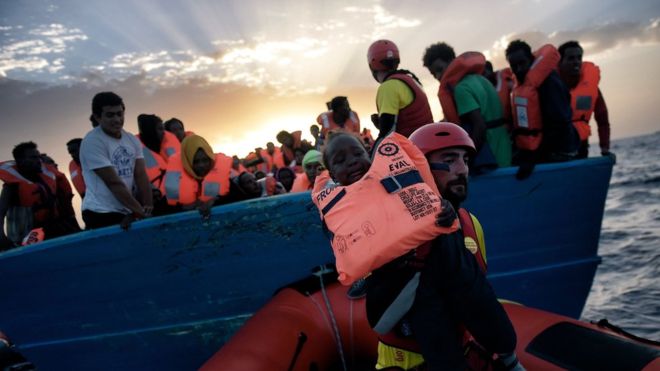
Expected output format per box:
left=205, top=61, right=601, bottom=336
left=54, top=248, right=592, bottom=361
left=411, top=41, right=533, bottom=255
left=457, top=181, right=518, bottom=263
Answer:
left=321, top=188, right=347, bottom=216
left=380, top=170, right=423, bottom=194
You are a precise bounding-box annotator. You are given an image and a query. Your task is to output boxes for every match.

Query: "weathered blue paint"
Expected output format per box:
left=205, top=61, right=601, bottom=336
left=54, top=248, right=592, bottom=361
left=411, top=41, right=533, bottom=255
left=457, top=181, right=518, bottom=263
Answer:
left=0, top=157, right=613, bottom=370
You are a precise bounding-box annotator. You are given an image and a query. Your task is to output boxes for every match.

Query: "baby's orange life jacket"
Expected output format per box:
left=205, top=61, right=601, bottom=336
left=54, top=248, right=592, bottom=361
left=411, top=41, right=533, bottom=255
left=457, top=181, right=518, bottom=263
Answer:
left=511, top=44, right=560, bottom=151
left=311, top=132, right=459, bottom=285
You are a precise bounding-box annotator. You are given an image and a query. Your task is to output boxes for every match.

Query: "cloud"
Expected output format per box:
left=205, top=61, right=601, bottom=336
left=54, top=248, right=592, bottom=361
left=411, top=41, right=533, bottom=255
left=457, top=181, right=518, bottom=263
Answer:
left=0, top=23, right=87, bottom=78
left=485, top=18, right=660, bottom=68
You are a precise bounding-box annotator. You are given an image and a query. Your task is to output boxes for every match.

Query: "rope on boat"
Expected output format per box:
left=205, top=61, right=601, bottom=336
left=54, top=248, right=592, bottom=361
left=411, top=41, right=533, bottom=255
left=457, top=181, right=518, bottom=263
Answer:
left=314, top=265, right=348, bottom=371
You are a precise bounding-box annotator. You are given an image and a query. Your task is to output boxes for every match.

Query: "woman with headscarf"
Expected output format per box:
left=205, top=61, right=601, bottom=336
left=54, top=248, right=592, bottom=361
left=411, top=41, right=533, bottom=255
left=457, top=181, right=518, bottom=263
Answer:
left=161, top=135, right=232, bottom=218
left=290, top=149, right=324, bottom=193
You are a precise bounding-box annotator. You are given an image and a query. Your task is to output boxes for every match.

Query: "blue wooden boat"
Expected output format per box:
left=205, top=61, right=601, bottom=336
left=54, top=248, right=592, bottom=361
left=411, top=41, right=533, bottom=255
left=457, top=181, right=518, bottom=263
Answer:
left=0, top=156, right=614, bottom=370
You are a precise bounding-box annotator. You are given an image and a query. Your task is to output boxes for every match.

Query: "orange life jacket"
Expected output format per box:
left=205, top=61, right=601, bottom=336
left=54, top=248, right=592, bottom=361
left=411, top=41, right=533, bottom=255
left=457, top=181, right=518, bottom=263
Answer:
left=570, top=61, right=601, bottom=141
left=384, top=73, right=434, bottom=137
left=268, top=147, right=286, bottom=169
left=281, top=130, right=303, bottom=166
left=496, top=68, right=514, bottom=125
left=511, top=44, right=560, bottom=151
left=290, top=171, right=312, bottom=193
left=311, top=132, right=459, bottom=285
left=162, top=153, right=232, bottom=206
left=458, top=208, right=486, bottom=273
left=138, top=131, right=181, bottom=188
left=0, top=161, right=59, bottom=224
left=361, top=129, right=375, bottom=148
left=68, top=160, right=86, bottom=197
left=438, top=52, right=487, bottom=124
left=258, top=149, right=275, bottom=173
left=317, top=110, right=361, bottom=138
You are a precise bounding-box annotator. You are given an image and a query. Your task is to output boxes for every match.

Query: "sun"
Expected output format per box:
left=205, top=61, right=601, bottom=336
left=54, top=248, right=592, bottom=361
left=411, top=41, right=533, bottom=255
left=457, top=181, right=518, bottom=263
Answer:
left=209, top=115, right=316, bottom=158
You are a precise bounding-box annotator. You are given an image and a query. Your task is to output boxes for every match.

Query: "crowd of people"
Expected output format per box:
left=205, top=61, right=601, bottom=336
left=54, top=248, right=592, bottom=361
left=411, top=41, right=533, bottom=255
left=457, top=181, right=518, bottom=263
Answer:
left=1, top=37, right=614, bottom=370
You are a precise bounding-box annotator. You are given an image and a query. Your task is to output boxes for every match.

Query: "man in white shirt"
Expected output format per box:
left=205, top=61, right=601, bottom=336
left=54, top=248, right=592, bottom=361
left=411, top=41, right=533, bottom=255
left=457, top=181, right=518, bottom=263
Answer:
left=80, top=92, right=153, bottom=229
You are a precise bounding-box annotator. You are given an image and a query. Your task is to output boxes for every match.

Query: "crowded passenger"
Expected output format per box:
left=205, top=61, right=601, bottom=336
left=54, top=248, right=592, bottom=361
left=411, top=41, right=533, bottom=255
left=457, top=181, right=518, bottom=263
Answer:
left=66, top=138, right=86, bottom=198
left=423, top=42, right=511, bottom=171
left=274, top=166, right=296, bottom=192
left=558, top=40, right=614, bottom=159
left=317, top=96, right=361, bottom=144
left=163, top=117, right=192, bottom=143
left=290, top=149, right=323, bottom=193
left=506, top=40, right=579, bottom=179
left=367, top=40, right=434, bottom=140
left=162, top=135, right=232, bottom=218
left=484, top=61, right=515, bottom=130
left=1, top=142, right=81, bottom=250
left=80, top=92, right=153, bottom=229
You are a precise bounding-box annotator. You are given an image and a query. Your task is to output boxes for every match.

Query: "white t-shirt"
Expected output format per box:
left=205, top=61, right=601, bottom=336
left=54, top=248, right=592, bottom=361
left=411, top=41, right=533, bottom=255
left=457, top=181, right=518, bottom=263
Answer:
left=80, top=127, right=143, bottom=214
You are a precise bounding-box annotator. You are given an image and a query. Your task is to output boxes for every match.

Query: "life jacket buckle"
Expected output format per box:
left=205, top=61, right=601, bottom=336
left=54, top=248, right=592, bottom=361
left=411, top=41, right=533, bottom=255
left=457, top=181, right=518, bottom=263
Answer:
left=382, top=175, right=403, bottom=193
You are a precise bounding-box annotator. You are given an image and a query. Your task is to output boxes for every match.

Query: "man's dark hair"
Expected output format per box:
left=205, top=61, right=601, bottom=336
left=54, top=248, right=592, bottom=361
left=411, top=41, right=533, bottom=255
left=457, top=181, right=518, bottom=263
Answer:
left=12, top=141, right=38, bottom=161
left=558, top=40, right=583, bottom=59
left=66, top=138, right=83, bottom=147
left=330, top=96, right=348, bottom=111
left=422, top=42, right=456, bottom=68
left=276, top=130, right=291, bottom=143
left=164, top=117, right=184, bottom=131
left=92, top=91, right=125, bottom=116
left=485, top=61, right=493, bottom=71
left=505, top=40, right=533, bottom=60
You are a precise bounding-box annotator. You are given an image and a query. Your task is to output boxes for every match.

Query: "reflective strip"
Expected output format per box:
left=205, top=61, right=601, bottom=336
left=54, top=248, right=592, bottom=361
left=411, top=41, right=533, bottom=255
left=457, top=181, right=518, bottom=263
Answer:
left=71, top=169, right=79, bottom=178
left=349, top=111, right=358, bottom=123
left=373, top=272, right=420, bottom=334
left=496, top=71, right=504, bottom=92
left=514, top=97, right=528, bottom=106
left=203, top=182, right=220, bottom=198
left=530, top=54, right=544, bottom=70
left=576, top=95, right=593, bottom=110
left=321, top=113, right=330, bottom=128
left=165, top=147, right=176, bottom=157
left=164, top=171, right=181, bottom=200
left=41, top=165, right=56, bottom=181
left=143, top=147, right=158, bottom=168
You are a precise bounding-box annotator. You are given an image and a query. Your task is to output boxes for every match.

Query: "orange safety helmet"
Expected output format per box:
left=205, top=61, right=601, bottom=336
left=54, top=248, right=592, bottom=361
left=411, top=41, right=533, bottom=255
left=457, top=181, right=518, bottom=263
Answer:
left=409, top=122, right=476, bottom=156
left=367, top=39, right=400, bottom=72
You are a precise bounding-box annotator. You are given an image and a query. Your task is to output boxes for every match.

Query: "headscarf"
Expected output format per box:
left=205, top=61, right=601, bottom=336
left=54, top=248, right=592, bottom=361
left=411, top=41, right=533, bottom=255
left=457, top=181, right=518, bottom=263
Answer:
left=302, top=149, right=322, bottom=168
left=180, top=135, right=215, bottom=179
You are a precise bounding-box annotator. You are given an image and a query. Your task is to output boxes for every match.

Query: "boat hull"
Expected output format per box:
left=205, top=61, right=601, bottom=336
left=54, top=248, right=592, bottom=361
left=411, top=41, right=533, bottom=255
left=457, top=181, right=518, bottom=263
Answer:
left=0, top=157, right=613, bottom=370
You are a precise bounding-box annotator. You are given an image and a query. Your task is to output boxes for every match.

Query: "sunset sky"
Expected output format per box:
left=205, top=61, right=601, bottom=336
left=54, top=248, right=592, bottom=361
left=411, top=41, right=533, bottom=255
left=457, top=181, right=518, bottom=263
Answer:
left=1, top=0, right=659, bottom=170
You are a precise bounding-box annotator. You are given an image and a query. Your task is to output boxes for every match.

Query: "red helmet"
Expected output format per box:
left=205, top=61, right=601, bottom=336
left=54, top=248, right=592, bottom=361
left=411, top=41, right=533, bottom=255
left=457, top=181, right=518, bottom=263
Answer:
left=367, top=40, right=399, bottom=71
left=409, top=122, right=476, bottom=155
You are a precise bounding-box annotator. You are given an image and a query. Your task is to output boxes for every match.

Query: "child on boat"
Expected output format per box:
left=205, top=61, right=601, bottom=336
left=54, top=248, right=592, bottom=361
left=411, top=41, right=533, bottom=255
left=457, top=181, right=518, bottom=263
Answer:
left=318, top=131, right=522, bottom=371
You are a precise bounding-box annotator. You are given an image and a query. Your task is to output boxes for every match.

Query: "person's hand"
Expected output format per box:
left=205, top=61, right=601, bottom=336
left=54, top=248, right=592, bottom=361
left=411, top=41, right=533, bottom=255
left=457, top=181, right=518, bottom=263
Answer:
left=197, top=199, right=214, bottom=220
left=120, top=214, right=136, bottom=230
left=602, top=151, right=617, bottom=164
left=516, top=160, right=536, bottom=180
left=436, top=199, right=457, bottom=227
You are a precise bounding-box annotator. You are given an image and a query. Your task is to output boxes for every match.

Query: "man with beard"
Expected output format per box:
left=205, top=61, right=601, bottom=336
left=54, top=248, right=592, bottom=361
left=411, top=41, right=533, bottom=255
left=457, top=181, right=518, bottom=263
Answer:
left=367, top=122, right=521, bottom=371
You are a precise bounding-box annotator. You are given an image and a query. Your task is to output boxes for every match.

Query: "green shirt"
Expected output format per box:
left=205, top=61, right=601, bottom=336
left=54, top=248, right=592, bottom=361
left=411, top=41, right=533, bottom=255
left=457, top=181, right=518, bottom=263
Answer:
left=454, top=74, right=512, bottom=167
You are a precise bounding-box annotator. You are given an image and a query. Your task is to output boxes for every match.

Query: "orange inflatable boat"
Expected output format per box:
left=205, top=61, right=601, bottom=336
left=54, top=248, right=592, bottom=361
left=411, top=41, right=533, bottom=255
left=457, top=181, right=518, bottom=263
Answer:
left=201, top=274, right=660, bottom=370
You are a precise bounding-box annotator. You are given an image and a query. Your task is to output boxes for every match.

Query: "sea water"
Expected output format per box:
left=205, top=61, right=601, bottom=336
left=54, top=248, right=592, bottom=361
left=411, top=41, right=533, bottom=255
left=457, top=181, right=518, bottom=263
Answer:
left=581, top=131, right=660, bottom=340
